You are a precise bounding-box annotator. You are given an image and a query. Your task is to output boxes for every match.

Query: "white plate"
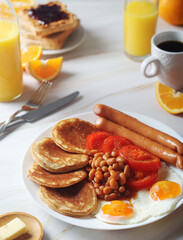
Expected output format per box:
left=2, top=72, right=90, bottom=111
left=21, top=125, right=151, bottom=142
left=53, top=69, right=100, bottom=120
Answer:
left=22, top=111, right=183, bottom=230
left=42, top=25, right=85, bottom=56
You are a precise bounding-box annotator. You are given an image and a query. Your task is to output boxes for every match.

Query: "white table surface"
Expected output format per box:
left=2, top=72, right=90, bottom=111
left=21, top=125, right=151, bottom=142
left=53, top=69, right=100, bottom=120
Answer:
left=0, top=0, right=183, bottom=239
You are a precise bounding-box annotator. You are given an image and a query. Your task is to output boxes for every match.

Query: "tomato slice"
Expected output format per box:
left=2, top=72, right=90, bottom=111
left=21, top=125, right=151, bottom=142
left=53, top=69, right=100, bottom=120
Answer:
left=119, top=145, right=161, bottom=172
left=86, top=131, right=111, bottom=152
left=119, top=145, right=150, bottom=160
left=103, top=136, right=132, bottom=154
left=126, top=156, right=161, bottom=172
left=127, top=171, right=158, bottom=191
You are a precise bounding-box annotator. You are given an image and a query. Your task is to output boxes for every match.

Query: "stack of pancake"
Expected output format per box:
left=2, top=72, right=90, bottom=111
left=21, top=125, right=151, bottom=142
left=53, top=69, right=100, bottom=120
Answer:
left=18, top=1, right=80, bottom=50
left=28, top=118, right=98, bottom=217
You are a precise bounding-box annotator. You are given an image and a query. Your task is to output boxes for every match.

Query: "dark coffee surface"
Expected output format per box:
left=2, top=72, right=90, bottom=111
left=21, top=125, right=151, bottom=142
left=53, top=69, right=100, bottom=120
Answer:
left=157, top=41, right=183, bottom=53
left=28, top=4, right=69, bottom=25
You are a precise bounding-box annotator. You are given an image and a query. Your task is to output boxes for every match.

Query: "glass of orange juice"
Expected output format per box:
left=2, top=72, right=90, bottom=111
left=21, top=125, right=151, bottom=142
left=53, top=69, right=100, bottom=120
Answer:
left=0, top=0, right=23, bottom=102
left=123, top=0, right=158, bottom=61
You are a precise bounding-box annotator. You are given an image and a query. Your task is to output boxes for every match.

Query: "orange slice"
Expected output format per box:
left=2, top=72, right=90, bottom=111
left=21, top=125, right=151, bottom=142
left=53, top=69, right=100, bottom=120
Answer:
left=21, top=46, right=42, bottom=70
left=155, top=81, right=183, bottom=114
left=25, top=57, right=64, bottom=82
left=10, top=0, right=35, bottom=12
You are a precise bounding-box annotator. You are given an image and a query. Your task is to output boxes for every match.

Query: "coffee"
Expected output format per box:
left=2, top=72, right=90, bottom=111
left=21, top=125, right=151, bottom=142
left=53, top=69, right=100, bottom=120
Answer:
left=157, top=41, right=183, bottom=52
left=141, top=30, right=183, bottom=91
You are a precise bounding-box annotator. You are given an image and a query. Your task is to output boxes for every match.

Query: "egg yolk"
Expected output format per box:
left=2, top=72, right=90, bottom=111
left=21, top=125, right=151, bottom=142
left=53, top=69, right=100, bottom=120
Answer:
left=150, top=181, right=181, bottom=201
left=101, top=200, right=134, bottom=219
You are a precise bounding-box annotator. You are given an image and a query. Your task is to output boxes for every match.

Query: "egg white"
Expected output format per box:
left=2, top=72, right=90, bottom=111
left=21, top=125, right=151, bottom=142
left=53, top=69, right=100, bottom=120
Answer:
left=131, top=162, right=183, bottom=217
left=93, top=200, right=150, bottom=225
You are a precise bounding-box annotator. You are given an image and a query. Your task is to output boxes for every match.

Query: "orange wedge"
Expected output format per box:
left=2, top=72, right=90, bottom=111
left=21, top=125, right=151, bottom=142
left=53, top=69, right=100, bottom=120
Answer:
left=21, top=46, right=42, bottom=70
left=10, top=0, right=35, bottom=12
left=155, top=81, right=183, bottom=114
left=25, top=57, right=64, bottom=82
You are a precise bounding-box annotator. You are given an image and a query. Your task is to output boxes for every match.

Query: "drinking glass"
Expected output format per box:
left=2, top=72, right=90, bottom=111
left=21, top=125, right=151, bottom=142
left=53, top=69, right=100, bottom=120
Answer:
left=0, top=0, right=23, bottom=102
left=123, top=0, right=158, bottom=61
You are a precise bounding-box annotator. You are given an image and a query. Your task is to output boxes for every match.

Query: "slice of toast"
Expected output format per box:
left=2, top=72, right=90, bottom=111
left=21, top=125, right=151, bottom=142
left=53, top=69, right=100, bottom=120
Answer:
left=18, top=1, right=77, bottom=37
left=20, top=19, right=80, bottom=50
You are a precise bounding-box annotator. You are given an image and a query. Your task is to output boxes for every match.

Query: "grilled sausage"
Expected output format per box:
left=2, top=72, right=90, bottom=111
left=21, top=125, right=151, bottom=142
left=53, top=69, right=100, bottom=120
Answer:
left=94, top=104, right=183, bottom=155
left=95, top=117, right=183, bottom=169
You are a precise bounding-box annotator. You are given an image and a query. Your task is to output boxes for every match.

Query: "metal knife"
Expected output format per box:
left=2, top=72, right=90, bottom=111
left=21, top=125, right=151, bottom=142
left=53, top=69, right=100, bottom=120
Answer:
left=4, top=91, right=79, bottom=132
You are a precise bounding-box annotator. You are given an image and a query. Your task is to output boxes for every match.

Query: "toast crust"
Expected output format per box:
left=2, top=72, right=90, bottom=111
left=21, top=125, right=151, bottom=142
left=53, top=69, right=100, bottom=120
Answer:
left=18, top=1, right=77, bottom=37
left=20, top=19, right=80, bottom=49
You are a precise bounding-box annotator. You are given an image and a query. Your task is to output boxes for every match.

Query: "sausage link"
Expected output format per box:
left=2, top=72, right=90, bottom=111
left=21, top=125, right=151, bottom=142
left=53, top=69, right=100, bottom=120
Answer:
left=95, top=117, right=183, bottom=169
left=94, top=104, right=183, bottom=155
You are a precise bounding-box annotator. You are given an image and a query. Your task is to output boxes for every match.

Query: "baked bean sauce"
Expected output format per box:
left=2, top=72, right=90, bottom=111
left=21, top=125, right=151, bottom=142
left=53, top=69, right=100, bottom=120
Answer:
left=84, top=149, right=135, bottom=201
left=27, top=4, right=69, bottom=25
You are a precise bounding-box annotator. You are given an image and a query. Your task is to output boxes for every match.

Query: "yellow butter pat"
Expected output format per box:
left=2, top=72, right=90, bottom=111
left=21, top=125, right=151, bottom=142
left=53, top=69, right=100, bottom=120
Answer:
left=0, top=217, right=27, bottom=240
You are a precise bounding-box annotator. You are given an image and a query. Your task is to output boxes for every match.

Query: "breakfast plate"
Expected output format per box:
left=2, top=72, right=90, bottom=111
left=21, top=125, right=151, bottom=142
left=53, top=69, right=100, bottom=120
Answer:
left=42, top=25, right=86, bottom=56
left=22, top=111, right=183, bottom=230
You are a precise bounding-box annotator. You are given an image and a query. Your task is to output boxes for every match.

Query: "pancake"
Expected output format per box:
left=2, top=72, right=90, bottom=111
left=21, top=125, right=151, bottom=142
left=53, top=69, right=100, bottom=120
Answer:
left=28, top=162, right=87, bottom=188
left=40, top=181, right=97, bottom=217
left=31, top=137, right=89, bottom=173
left=52, top=118, right=98, bottom=153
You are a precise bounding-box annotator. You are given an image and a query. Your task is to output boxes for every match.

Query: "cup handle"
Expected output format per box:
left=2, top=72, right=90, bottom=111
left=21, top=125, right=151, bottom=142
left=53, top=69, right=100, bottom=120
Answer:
left=141, top=56, right=160, bottom=78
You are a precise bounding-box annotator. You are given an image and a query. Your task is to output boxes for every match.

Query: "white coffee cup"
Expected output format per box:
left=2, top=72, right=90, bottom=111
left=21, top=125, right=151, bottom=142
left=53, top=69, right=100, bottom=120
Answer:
left=141, top=31, right=183, bottom=91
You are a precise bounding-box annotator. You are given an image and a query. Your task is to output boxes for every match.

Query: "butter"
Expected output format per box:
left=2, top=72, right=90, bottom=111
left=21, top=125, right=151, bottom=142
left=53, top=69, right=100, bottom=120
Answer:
left=0, top=217, right=27, bottom=240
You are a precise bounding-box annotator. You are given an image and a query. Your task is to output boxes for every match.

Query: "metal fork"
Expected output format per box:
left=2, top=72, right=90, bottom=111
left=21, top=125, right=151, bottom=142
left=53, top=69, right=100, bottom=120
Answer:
left=0, top=80, right=52, bottom=133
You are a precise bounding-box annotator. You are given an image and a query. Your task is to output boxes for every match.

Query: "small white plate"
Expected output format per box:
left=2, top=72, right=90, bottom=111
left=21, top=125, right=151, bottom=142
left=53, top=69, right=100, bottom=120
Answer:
left=22, top=111, right=183, bottom=230
left=42, top=25, right=85, bottom=56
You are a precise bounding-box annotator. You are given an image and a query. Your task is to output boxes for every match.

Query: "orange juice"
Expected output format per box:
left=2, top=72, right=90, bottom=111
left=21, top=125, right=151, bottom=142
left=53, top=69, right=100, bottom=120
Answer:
left=124, top=1, right=158, bottom=59
left=0, top=20, right=23, bottom=102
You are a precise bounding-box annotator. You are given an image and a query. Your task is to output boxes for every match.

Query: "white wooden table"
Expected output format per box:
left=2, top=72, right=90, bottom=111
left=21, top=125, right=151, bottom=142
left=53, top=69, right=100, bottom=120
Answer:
left=0, top=0, right=183, bottom=239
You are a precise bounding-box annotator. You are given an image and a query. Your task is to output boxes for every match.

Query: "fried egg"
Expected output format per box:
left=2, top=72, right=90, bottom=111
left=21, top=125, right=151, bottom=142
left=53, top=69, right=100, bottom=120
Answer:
left=93, top=162, right=183, bottom=225
left=131, top=162, right=183, bottom=217
left=93, top=200, right=150, bottom=224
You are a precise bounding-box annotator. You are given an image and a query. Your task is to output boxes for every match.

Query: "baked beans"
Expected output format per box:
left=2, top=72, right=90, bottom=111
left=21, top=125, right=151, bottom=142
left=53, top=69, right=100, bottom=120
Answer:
left=85, top=150, right=131, bottom=200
